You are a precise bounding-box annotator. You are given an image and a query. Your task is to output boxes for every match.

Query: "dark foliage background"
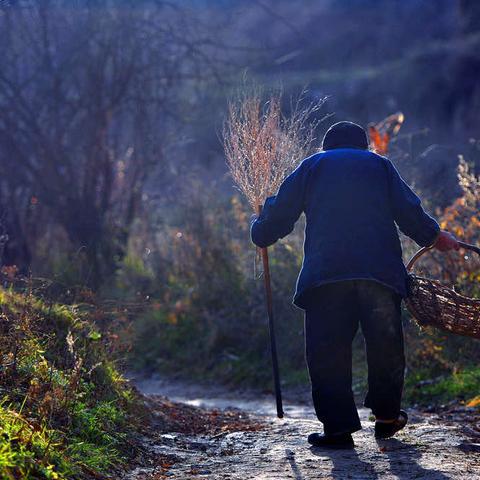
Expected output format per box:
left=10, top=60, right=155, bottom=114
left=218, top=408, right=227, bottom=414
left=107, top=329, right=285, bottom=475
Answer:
left=1, top=0, right=480, bottom=404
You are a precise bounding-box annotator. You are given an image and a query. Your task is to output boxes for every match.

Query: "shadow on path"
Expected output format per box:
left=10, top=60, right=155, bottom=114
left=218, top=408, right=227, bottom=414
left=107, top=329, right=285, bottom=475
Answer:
left=376, top=438, right=451, bottom=480
left=285, top=449, right=305, bottom=480
left=309, top=445, right=380, bottom=479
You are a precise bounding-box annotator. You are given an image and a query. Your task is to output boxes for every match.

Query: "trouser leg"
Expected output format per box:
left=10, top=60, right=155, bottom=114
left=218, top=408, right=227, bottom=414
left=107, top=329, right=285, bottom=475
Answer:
left=304, top=282, right=362, bottom=435
left=358, top=281, right=405, bottom=419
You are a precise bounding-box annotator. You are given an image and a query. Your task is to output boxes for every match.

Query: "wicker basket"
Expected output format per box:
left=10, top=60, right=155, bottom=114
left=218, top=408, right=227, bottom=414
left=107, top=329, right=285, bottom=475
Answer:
left=405, top=241, right=480, bottom=339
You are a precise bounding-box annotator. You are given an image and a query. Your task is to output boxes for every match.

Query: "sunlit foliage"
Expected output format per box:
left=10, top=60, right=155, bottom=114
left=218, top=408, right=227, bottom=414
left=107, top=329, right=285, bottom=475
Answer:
left=0, top=288, right=138, bottom=479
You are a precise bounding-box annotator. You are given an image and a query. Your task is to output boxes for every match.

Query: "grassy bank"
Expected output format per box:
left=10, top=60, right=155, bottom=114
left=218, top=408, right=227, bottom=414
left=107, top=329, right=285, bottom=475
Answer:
left=405, top=366, right=480, bottom=408
left=0, top=287, right=144, bottom=479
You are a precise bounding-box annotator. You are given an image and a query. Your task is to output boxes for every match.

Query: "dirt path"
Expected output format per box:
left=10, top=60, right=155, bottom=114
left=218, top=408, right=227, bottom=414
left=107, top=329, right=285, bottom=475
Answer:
left=126, top=375, right=480, bottom=480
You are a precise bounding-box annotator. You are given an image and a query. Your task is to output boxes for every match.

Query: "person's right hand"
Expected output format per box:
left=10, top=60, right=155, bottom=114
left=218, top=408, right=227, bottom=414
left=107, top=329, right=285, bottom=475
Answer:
left=434, top=230, right=460, bottom=252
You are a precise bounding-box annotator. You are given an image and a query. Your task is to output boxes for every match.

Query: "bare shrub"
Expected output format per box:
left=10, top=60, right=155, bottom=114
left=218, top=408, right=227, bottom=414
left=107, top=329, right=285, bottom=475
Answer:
left=223, top=90, right=325, bottom=210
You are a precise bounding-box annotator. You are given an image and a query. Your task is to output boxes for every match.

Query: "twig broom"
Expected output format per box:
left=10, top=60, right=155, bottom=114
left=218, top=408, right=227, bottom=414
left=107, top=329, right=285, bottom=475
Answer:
left=223, top=91, right=322, bottom=417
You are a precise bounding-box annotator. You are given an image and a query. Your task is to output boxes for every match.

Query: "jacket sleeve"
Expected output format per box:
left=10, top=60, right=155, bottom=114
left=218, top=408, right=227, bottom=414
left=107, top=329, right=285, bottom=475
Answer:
left=386, top=159, right=440, bottom=247
left=250, top=157, right=314, bottom=248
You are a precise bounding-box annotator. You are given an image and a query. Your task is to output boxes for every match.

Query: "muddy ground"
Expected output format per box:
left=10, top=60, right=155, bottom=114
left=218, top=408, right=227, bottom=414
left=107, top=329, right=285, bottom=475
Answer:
left=125, top=375, right=480, bottom=480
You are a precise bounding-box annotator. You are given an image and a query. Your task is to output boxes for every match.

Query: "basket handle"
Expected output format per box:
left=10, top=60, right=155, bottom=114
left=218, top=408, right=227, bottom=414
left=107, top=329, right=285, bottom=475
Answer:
left=406, top=241, right=480, bottom=272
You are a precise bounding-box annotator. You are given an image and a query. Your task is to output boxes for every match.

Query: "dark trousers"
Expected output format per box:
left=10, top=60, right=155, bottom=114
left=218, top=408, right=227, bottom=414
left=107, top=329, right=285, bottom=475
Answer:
left=304, top=280, right=405, bottom=435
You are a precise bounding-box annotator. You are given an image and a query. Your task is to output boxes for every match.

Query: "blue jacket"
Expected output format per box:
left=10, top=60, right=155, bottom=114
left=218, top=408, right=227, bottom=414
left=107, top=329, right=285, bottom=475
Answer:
left=250, top=148, right=440, bottom=309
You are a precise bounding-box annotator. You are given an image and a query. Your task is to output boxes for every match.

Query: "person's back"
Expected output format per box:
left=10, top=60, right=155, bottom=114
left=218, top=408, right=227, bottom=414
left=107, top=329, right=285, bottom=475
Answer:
left=251, top=121, right=459, bottom=449
left=300, top=148, right=407, bottom=308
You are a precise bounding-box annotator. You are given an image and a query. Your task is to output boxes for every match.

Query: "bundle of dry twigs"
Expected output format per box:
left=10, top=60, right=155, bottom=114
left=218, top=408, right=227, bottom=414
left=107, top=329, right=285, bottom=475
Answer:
left=223, top=90, right=323, bottom=210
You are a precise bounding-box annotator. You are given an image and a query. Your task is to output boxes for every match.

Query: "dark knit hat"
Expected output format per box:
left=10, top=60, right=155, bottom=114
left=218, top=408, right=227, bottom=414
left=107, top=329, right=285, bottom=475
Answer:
left=322, top=121, right=369, bottom=151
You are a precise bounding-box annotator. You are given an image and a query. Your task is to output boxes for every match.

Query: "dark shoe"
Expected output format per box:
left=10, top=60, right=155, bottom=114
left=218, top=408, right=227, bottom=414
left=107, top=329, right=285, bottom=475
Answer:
left=308, top=432, right=354, bottom=449
left=375, top=410, right=408, bottom=439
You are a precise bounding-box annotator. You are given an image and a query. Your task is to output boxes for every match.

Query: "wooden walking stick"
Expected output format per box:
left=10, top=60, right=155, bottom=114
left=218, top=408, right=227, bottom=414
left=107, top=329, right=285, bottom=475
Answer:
left=223, top=90, right=323, bottom=418
left=256, top=205, right=283, bottom=418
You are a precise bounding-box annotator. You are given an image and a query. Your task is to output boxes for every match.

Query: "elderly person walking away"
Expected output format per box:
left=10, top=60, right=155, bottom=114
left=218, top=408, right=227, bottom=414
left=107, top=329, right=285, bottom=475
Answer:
left=250, top=121, right=459, bottom=449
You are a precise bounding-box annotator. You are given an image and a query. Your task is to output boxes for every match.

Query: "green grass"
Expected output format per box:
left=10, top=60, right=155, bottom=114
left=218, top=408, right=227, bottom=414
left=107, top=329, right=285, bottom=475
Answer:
left=0, top=287, right=141, bottom=479
left=405, top=366, right=480, bottom=407
left=0, top=401, right=73, bottom=479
